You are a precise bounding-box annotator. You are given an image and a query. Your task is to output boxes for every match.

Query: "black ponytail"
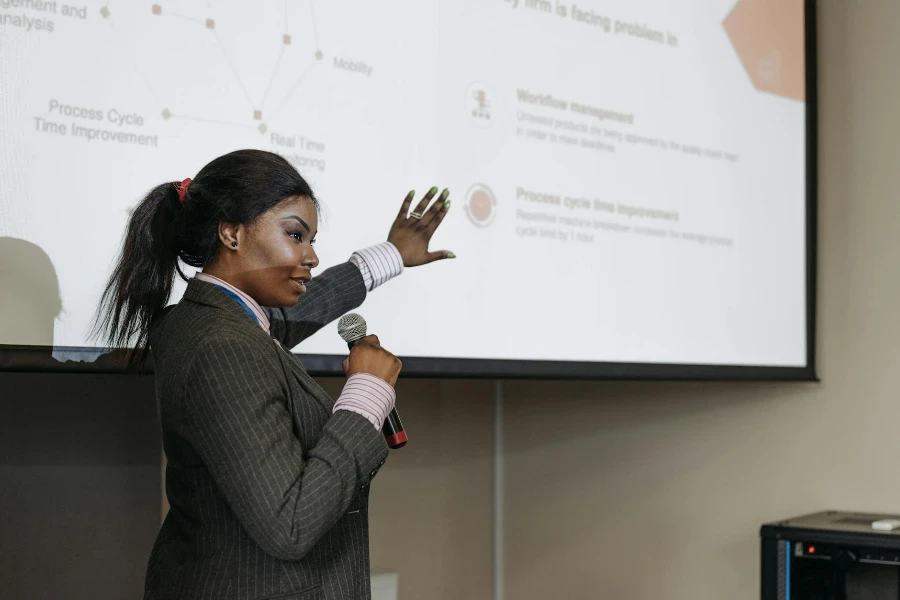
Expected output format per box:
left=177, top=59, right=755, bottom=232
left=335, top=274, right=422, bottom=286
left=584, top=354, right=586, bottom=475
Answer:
left=94, top=149, right=317, bottom=367
left=94, top=181, right=182, bottom=365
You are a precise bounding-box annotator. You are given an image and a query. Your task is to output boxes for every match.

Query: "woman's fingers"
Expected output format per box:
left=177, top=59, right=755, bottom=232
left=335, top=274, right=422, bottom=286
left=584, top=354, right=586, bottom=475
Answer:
left=394, top=186, right=451, bottom=227
left=425, top=249, right=456, bottom=263
left=418, top=189, right=449, bottom=229
left=395, top=190, right=416, bottom=222
left=409, top=187, right=439, bottom=220
left=423, top=196, right=450, bottom=233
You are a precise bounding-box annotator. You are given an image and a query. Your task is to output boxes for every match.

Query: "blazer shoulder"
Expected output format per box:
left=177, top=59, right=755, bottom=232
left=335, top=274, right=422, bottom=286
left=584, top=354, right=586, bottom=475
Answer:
left=151, top=298, right=277, bottom=371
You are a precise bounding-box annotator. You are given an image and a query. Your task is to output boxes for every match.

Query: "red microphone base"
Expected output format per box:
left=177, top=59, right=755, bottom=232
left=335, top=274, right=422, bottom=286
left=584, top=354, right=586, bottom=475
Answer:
left=386, top=431, right=407, bottom=449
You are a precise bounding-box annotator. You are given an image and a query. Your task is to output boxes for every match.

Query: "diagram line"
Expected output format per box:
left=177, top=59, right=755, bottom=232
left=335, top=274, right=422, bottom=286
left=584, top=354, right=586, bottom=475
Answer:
left=269, top=66, right=312, bottom=122
left=164, top=11, right=203, bottom=23
left=105, top=18, right=163, bottom=106
left=170, top=113, right=255, bottom=129
left=213, top=31, right=257, bottom=110
left=308, top=0, right=320, bottom=49
left=260, top=45, right=287, bottom=112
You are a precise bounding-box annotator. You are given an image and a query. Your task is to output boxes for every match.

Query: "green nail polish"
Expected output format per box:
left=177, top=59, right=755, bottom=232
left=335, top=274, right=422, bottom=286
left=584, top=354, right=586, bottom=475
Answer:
left=444, top=200, right=452, bottom=209
left=429, top=186, right=438, bottom=195
left=441, top=188, right=450, bottom=197
left=408, top=190, right=415, bottom=198
left=447, top=252, right=456, bottom=259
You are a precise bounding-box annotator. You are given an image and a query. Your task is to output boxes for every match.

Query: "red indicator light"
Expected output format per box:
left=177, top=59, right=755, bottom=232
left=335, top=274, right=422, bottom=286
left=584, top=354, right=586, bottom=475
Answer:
left=808, top=545, right=816, bottom=554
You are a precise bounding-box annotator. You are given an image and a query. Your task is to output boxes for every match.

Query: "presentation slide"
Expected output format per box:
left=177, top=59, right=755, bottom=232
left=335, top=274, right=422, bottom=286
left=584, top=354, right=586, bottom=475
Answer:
left=0, top=0, right=808, bottom=368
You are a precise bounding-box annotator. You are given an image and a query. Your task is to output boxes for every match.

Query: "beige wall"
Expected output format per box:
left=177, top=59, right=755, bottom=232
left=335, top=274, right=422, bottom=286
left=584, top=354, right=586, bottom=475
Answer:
left=502, top=1, right=900, bottom=599
left=0, top=374, right=162, bottom=599
left=323, top=378, right=496, bottom=600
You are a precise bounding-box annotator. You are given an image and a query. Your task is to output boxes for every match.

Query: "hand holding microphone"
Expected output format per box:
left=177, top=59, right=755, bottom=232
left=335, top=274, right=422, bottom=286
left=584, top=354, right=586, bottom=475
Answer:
left=342, top=334, right=401, bottom=385
left=338, top=313, right=407, bottom=449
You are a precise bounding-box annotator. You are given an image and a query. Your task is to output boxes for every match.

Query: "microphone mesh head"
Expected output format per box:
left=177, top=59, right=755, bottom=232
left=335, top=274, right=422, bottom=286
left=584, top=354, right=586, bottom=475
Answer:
left=337, top=313, right=367, bottom=343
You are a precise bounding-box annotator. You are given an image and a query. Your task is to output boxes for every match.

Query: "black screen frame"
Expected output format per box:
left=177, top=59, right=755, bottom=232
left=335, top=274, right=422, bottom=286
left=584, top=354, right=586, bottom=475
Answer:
left=0, top=1, right=819, bottom=381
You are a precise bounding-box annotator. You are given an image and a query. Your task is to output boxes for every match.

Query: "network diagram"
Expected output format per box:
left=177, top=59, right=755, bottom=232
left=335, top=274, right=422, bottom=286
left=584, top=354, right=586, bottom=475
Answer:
left=99, top=0, right=328, bottom=135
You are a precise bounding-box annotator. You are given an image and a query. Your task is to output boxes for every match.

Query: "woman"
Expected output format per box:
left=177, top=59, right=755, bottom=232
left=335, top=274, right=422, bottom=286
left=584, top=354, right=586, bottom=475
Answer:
left=96, top=149, right=453, bottom=599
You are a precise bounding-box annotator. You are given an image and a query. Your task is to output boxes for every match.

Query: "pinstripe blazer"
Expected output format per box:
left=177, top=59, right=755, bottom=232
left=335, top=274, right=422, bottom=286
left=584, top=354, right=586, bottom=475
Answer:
left=144, top=262, right=390, bottom=600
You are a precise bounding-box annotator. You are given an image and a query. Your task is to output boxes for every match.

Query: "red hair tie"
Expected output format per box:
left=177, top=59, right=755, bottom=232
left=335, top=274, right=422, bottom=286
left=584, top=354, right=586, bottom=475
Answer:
left=176, top=178, right=192, bottom=204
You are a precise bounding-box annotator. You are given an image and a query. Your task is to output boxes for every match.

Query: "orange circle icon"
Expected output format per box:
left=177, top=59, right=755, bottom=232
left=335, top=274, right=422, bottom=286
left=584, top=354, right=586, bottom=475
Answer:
left=465, top=183, right=497, bottom=227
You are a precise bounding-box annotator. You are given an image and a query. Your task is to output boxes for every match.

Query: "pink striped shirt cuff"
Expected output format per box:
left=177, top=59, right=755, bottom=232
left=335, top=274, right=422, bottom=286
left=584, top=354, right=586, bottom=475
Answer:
left=333, top=373, right=396, bottom=431
left=349, top=242, right=404, bottom=292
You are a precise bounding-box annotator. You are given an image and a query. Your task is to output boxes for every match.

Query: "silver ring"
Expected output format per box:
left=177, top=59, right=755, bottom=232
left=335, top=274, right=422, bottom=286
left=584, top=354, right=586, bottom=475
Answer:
left=409, top=212, right=423, bottom=220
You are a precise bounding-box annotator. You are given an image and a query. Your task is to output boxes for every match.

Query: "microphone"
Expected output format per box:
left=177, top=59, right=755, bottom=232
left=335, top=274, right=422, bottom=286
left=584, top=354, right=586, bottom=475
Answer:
left=337, top=313, right=407, bottom=450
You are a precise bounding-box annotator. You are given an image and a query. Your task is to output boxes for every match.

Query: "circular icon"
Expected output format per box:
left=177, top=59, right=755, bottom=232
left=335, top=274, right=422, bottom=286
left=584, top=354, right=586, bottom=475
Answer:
left=465, top=81, right=494, bottom=128
left=465, top=183, right=497, bottom=227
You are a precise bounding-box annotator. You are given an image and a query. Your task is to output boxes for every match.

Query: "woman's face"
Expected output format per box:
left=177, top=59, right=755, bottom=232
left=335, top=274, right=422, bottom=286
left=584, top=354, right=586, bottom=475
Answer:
left=235, top=195, right=320, bottom=307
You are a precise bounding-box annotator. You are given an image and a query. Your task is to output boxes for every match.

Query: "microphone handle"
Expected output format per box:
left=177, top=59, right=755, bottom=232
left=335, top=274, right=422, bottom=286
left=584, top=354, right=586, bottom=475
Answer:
left=382, top=408, right=407, bottom=450
left=346, top=340, right=407, bottom=450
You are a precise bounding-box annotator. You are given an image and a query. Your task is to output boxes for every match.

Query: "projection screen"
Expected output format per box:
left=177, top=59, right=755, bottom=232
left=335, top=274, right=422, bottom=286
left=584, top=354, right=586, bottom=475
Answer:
left=0, top=0, right=817, bottom=379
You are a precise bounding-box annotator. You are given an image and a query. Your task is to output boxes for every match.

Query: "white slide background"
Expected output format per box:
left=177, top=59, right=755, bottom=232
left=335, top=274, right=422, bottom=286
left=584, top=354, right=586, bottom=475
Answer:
left=0, top=0, right=807, bottom=367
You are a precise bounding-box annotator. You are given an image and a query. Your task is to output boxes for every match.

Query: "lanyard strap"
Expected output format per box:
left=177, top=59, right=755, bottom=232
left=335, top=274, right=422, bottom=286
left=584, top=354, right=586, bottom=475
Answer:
left=219, top=287, right=261, bottom=328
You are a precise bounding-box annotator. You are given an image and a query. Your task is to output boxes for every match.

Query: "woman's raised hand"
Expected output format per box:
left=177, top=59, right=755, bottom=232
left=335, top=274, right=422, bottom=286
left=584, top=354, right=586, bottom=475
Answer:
left=387, top=188, right=455, bottom=267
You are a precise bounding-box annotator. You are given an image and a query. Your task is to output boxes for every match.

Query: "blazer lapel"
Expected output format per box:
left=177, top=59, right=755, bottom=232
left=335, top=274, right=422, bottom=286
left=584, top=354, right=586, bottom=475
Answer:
left=185, top=278, right=336, bottom=416
left=183, top=279, right=260, bottom=328
left=273, top=338, right=336, bottom=416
